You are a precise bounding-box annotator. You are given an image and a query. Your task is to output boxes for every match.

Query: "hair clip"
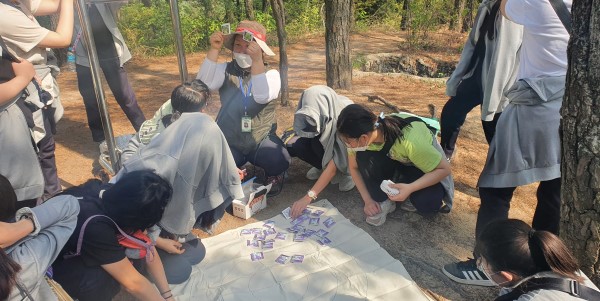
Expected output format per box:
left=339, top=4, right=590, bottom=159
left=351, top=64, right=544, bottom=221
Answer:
left=374, top=112, right=385, bottom=128
left=528, top=229, right=536, bottom=239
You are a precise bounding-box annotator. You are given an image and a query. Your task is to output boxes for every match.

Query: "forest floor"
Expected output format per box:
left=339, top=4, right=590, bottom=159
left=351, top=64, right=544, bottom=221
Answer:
left=54, top=29, right=540, bottom=301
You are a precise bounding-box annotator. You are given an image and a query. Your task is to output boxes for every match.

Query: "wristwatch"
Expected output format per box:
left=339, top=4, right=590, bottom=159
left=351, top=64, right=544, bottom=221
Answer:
left=307, top=190, right=318, bottom=201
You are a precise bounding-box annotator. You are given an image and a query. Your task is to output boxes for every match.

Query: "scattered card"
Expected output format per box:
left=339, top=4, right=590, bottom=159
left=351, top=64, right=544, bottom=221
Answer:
left=291, top=215, right=308, bottom=226
left=282, top=207, right=292, bottom=219
left=254, top=233, right=267, bottom=241
left=275, top=254, right=290, bottom=264
left=309, top=217, right=320, bottom=226
left=317, top=237, right=332, bottom=246
left=312, top=209, right=325, bottom=217
left=315, top=229, right=329, bottom=238
left=302, top=208, right=312, bottom=215
left=303, top=229, right=316, bottom=237
left=266, top=227, right=277, bottom=235
left=240, top=229, right=252, bottom=235
left=263, top=220, right=275, bottom=228
left=293, top=233, right=307, bottom=242
left=290, top=255, right=304, bottom=263
left=323, top=217, right=336, bottom=228
left=251, top=228, right=262, bottom=234
left=250, top=252, right=264, bottom=261
left=262, top=241, right=274, bottom=249
left=246, top=239, right=260, bottom=248
left=275, top=232, right=287, bottom=240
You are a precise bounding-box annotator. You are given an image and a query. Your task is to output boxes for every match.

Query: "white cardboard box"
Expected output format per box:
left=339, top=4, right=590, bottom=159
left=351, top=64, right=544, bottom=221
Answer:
left=232, top=179, right=272, bottom=219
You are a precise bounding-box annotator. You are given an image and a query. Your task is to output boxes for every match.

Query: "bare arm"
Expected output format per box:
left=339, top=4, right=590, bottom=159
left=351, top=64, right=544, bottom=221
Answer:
left=500, top=0, right=509, bottom=19
left=102, top=258, right=166, bottom=301
left=348, top=153, right=382, bottom=217
left=290, top=160, right=337, bottom=218
left=146, top=246, right=175, bottom=301
left=388, top=158, right=451, bottom=202
left=33, top=0, right=60, bottom=15
left=0, top=220, right=34, bottom=248
left=37, top=0, right=74, bottom=48
left=0, top=60, right=35, bottom=105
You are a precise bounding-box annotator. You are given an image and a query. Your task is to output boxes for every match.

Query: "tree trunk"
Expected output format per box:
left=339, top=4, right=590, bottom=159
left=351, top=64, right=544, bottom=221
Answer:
left=224, top=0, right=235, bottom=22
left=561, top=0, right=600, bottom=286
left=202, top=0, right=214, bottom=19
left=449, top=0, right=465, bottom=31
left=400, top=0, right=411, bottom=31
left=262, top=0, right=269, bottom=12
left=141, top=0, right=152, bottom=7
left=324, top=0, right=352, bottom=89
left=245, top=0, right=255, bottom=20
left=461, top=0, right=475, bottom=32
left=269, top=0, right=288, bottom=106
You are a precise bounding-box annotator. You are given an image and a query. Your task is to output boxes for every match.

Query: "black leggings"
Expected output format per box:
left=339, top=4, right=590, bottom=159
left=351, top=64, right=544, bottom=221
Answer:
left=231, top=134, right=291, bottom=177
left=476, top=177, right=561, bottom=239
left=286, top=136, right=325, bottom=169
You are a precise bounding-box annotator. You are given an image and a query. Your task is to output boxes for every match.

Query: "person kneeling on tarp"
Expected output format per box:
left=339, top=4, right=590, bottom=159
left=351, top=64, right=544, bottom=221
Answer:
left=336, top=104, right=454, bottom=227
left=114, top=113, right=244, bottom=285
left=283, top=85, right=355, bottom=218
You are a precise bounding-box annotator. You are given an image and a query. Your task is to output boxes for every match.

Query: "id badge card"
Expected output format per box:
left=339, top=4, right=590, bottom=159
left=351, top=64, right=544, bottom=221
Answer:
left=241, top=116, right=252, bottom=132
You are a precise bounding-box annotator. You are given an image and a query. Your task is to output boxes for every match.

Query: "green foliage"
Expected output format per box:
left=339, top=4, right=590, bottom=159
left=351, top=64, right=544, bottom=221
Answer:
left=117, top=0, right=464, bottom=56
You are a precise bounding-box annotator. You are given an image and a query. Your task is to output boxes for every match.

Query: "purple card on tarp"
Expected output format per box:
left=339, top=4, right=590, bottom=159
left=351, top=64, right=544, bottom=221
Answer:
left=250, top=252, right=264, bottom=261
left=275, top=254, right=289, bottom=264
left=290, top=255, right=304, bottom=263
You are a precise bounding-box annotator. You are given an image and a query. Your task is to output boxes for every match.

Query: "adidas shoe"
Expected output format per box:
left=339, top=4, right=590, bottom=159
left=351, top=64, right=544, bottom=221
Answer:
left=442, top=258, right=494, bottom=286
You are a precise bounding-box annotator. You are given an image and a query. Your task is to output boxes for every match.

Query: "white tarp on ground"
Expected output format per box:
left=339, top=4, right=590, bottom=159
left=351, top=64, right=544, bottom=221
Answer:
left=171, top=199, right=432, bottom=301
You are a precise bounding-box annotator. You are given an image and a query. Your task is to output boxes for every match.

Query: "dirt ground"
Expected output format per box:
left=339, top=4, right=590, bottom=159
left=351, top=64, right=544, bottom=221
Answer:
left=54, top=30, right=540, bottom=301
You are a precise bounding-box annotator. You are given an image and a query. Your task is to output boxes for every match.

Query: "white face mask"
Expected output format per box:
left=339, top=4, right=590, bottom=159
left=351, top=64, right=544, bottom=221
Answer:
left=347, top=137, right=369, bottom=152
left=234, top=52, right=253, bottom=68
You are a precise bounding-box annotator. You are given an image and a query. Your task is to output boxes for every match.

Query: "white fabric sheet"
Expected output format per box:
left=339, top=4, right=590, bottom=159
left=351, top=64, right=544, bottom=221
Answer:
left=171, top=199, right=432, bottom=301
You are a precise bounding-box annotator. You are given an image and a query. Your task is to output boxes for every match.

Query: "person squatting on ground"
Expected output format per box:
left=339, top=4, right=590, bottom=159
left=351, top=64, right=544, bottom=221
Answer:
left=0, top=37, right=46, bottom=207
left=114, top=113, right=244, bottom=284
left=475, top=219, right=600, bottom=301
left=197, top=20, right=290, bottom=196
left=0, top=174, right=79, bottom=301
left=442, top=0, right=571, bottom=286
left=0, top=0, right=74, bottom=200
left=440, top=0, right=522, bottom=160
left=284, top=85, right=355, bottom=218
left=74, top=1, right=146, bottom=144
left=52, top=170, right=176, bottom=301
left=121, top=79, right=212, bottom=163
left=336, top=104, right=454, bottom=227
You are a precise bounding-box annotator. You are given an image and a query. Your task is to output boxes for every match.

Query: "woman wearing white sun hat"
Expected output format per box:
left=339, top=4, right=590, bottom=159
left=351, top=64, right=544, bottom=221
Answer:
left=197, top=20, right=290, bottom=197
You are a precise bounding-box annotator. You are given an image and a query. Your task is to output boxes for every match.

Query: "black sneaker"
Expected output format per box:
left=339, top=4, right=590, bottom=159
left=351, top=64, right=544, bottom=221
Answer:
left=442, top=258, right=494, bottom=286
left=265, top=173, right=285, bottom=197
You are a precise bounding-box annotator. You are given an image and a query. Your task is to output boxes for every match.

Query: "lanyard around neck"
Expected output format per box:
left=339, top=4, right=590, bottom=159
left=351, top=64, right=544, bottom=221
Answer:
left=238, top=76, right=252, bottom=116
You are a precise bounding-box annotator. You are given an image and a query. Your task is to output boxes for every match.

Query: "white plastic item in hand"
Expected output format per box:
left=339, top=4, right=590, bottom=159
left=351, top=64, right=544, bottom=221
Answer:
left=380, top=180, right=399, bottom=196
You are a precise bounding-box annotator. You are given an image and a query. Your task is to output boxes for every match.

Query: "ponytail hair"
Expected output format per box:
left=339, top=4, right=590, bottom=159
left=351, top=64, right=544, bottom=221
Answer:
left=336, top=104, right=411, bottom=142
left=169, top=79, right=211, bottom=125
left=475, top=219, right=582, bottom=281
left=0, top=249, right=21, bottom=300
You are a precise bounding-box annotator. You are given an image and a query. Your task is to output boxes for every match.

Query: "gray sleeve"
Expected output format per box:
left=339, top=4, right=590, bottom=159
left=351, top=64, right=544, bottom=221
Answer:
left=120, top=132, right=142, bottom=163
left=11, top=195, right=79, bottom=291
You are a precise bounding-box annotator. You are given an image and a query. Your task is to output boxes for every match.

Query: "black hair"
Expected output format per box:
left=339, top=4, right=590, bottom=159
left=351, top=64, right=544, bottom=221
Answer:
left=63, top=170, right=172, bottom=232
left=475, top=219, right=582, bottom=281
left=336, top=104, right=411, bottom=143
left=169, top=79, right=211, bottom=125
left=0, top=249, right=21, bottom=300
left=0, top=174, right=17, bottom=222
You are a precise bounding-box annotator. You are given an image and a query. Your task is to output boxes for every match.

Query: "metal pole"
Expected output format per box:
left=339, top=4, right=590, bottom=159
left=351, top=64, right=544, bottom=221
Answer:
left=75, top=0, right=120, bottom=174
left=168, top=0, right=188, bottom=83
